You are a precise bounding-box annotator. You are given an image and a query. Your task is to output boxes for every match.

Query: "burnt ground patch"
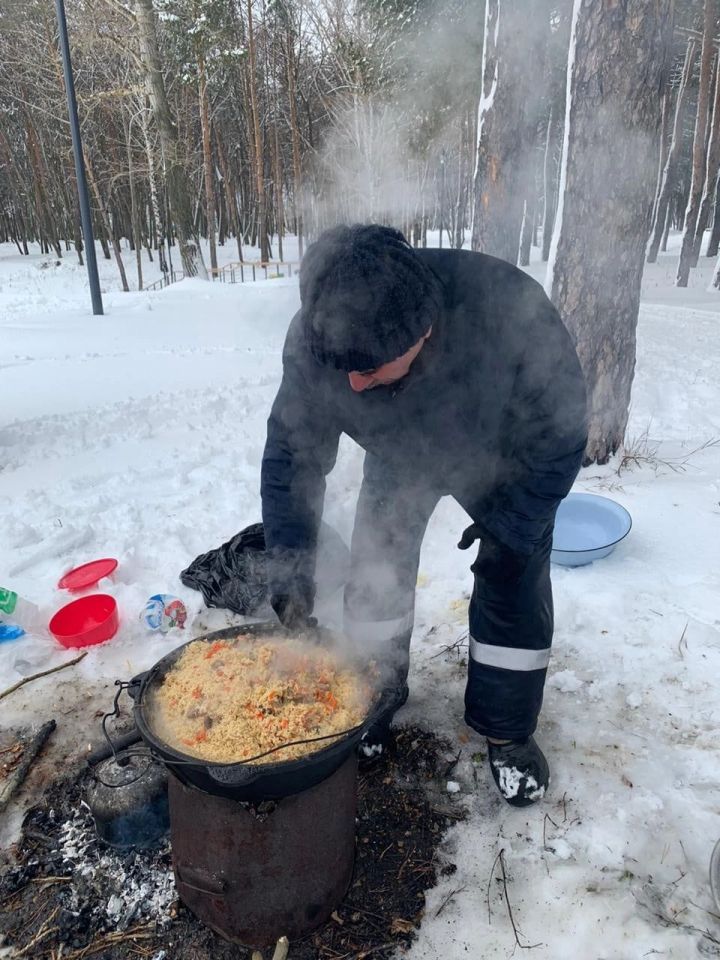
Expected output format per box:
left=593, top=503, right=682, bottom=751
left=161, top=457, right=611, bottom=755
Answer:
left=0, top=726, right=464, bottom=959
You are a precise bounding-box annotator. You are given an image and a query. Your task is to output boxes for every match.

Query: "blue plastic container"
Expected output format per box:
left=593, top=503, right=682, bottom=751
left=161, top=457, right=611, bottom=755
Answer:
left=0, top=623, right=25, bottom=643
left=551, top=493, right=632, bottom=567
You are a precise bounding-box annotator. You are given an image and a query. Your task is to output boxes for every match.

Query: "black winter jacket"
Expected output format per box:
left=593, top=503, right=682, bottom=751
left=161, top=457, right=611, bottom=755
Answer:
left=261, top=249, right=587, bottom=600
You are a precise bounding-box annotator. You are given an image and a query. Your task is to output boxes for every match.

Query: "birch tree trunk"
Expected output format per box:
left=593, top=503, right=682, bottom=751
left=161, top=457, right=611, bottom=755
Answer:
left=548, top=0, right=673, bottom=465
left=647, top=37, right=697, bottom=263
left=691, top=50, right=720, bottom=265
left=134, top=0, right=207, bottom=280
left=677, top=0, right=717, bottom=286
left=541, top=106, right=562, bottom=262
left=651, top=86, right=671, bottom=228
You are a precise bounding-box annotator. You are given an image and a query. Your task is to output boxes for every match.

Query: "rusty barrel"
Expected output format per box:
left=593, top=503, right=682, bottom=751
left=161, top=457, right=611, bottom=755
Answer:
left=168, top=752, right=357, bottom=947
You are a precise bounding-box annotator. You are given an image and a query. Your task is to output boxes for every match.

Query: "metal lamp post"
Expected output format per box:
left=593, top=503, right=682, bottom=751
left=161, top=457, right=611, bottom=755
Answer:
left=54, top=0, right=104, bottom=315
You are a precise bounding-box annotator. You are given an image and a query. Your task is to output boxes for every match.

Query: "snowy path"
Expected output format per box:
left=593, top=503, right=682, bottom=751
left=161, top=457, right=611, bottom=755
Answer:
left=1, top=242, right=719, bottom=958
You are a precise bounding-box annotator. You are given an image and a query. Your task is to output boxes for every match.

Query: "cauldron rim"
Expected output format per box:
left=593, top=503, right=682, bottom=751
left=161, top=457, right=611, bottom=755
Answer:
left=130, top=623, right=381, bottom=800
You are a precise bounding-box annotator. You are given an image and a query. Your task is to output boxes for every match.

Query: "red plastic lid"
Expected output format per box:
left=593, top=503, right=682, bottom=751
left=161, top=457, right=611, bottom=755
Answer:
left=58, top=558, right=118, bottom=592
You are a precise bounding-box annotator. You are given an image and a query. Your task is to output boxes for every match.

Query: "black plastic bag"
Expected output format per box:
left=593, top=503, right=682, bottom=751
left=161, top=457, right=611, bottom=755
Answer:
left=180, top=522, right=349, bottom=617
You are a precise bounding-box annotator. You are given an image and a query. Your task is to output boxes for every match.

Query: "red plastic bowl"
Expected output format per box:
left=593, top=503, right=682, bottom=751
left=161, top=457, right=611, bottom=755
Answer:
left=58, top=558, right=118, bottom=593
left=49, top=594, right=119, bottom=648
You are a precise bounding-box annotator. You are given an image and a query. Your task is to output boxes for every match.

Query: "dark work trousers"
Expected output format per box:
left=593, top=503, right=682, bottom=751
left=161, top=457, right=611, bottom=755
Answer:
left=343, top=454, right=554, bottom=741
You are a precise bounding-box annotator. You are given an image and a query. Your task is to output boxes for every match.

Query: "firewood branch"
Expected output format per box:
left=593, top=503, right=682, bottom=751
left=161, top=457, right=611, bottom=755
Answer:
left=0, top=651, right=87, bottom=702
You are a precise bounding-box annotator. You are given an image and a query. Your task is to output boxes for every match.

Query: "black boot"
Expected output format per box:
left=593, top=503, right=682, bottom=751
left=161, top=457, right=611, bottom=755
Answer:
left=359, top=684, right=409, bottom=768
left=487, top=736, right=549, bottom=807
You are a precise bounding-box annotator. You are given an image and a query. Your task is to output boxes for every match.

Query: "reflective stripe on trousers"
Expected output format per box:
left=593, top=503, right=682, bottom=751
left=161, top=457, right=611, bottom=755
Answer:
left=344, top=610, right=415, bottom=648
left=469, top=636, right=551, bottom=672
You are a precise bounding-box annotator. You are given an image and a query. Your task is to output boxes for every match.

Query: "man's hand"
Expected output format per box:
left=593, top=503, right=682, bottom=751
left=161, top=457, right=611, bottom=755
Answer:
left=458, top=522, right=531, bottom=585
left=457, top=521, right=484, bottom=550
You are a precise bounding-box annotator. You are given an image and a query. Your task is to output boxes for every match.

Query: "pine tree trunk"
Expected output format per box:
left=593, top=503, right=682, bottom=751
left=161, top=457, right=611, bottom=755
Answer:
left=471, top=2, right=548, bottom=262
left=711, top=237, right=720, bottom=284
left=217, top=133, right=243, bottom=261
left=677, top=0, right=717, bottom=286
left=471, top=2, right=534, bottom=261
left=84, top=149, right=129, bottom=292
left=548, top=0, right=672, bottom=465
left=198, top=58, right=218, bottom=276
left=691, top=50, right=720, bottom=265
left=24, top=112, right=62, bottom=258
left=72, top=202, right=83, bottom=266
left=247, top=0, right=270, bottom=263
left=519, top=145, right=540, bottom=267
left=285, top=30, right=303, bottom=258
left=661, top=201, right=673, bottom=250
left=706, top=176, right=720, bottom=255
left=126, top=119, right=143, bottom=290
left=86, top=152, right=129, bottom=290
left=273, top=117, right=284, bottom=262
left=135, top=0, right=207, bottom=279
left=453, top=117, right=467, bottom=250
left=647, top=37, right=697, bottom=263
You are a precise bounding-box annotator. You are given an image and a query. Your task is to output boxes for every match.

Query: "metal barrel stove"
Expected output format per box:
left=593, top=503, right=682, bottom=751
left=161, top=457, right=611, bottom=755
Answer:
left=128, top=624, right=384, bottom=948
left=168, top=754, right=357, bottom=946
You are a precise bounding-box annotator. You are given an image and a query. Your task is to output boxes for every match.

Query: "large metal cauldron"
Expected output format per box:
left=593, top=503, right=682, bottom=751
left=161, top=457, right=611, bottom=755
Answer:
left=129, top=623, right=383, bottom=801
left=168, top=755, right=357, bottom=946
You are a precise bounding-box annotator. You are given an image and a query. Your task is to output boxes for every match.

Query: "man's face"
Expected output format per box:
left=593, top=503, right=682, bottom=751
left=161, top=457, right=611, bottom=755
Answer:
left=347, top=328, right=432, bottom=393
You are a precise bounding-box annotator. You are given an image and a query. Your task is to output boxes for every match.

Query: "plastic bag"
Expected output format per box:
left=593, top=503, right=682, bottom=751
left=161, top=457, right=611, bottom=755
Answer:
left=180, top=522, right=349, bottom=617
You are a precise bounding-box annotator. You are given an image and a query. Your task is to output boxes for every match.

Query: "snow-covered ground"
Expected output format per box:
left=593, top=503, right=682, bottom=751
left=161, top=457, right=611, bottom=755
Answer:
left=1, top=234, right=719, bottom=958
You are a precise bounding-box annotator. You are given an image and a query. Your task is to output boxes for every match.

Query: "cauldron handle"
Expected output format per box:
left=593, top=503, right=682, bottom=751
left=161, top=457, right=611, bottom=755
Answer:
left=127, top=671, right=149, bottom=702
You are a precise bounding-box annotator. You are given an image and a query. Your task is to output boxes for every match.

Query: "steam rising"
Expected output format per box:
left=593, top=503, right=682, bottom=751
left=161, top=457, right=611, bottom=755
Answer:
left=303, top=0, right=483, bottom=231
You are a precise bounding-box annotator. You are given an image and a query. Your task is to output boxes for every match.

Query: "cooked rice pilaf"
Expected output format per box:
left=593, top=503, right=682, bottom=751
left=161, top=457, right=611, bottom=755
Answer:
left=149, top=635, right=373, bottom=763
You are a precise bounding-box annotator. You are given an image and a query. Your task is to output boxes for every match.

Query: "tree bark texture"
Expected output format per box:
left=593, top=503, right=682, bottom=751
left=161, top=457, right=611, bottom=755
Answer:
left=84, top=149, right=129, bottom=292
left=647, top=37, right=697, bottom=263
left=247, top=0, right=270, bottom=263
left=471, top=1, right=545, bottom=263
left=285, top=24, right=304, bottom=257
left=548, top=0, right=673, bottom=465
left=198, top=58, right=218, bottom=274
left=706, top=175, right=720, bottom=255
left=135, top=0, right=207, bottom=279
left=676, top=0, right=717, bottom=286
left=691, top=45, right=720, bottom=265
left=652, top=85, right=671, bottom=230
left=126, top=119, right=143, bottom=290
left=217, top=133, right=243, bottom=261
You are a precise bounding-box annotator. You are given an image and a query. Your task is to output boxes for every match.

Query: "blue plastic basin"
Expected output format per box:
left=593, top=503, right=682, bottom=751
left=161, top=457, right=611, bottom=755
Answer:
left=551, top=493, right=632, bottom=567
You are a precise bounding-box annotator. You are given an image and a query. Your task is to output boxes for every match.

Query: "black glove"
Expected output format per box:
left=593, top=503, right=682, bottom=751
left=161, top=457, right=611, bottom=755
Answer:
left=457, top=521, right=485, bottom=551
left=458, top=522, right=531, bottom=585
left=271, top=581, right=318, bottom=631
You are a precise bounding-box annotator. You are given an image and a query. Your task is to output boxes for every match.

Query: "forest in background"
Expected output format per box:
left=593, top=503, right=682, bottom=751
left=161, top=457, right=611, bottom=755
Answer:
left=2, top=0, right=719, bottom=463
